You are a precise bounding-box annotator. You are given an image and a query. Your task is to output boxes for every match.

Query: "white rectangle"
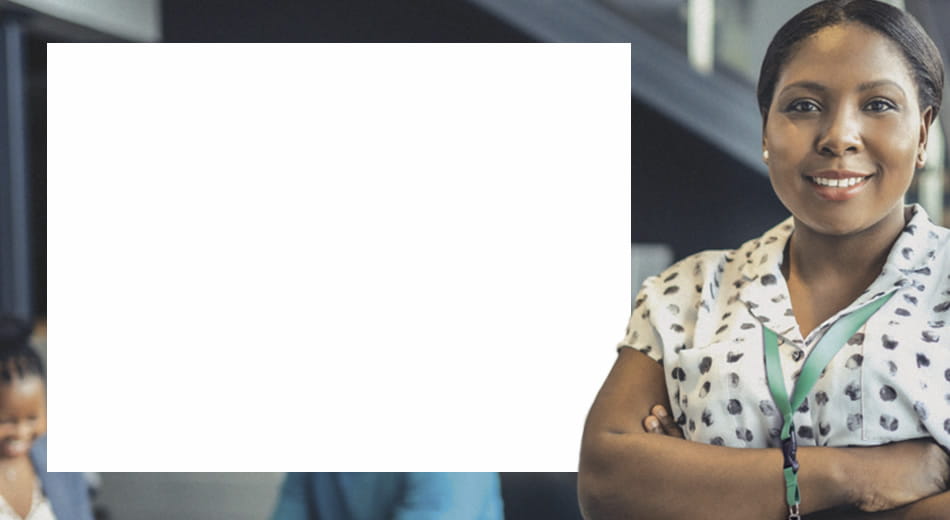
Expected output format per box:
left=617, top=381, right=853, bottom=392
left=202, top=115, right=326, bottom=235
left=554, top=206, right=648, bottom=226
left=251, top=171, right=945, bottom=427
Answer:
left=47, top=43, right=631, bottom=471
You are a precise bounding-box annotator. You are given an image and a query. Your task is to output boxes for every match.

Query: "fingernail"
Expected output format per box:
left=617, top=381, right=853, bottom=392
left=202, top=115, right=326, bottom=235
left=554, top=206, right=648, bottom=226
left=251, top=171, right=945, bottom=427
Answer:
left=646, top=417, right=658, bottom=430
left=654, top=406, right=667, bottom=418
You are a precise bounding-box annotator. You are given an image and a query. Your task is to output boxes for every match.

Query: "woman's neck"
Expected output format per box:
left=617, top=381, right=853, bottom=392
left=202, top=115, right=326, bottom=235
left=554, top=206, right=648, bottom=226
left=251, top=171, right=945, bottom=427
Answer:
left=784, top=206, right=907, bottom=284
left=781, top=205, right=907, bottom=339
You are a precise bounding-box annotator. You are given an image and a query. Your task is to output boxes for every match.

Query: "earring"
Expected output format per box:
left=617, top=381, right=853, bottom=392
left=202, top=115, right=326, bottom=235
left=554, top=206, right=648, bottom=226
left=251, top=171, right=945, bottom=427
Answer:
left=918, top=151, right=927, bottom=167
left=762, top=149, right=769, bottom=163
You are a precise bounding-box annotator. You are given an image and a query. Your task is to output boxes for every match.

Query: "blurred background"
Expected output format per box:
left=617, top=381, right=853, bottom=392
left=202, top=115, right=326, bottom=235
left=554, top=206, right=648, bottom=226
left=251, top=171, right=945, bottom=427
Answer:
left=0, top=0, right=946, bottom=518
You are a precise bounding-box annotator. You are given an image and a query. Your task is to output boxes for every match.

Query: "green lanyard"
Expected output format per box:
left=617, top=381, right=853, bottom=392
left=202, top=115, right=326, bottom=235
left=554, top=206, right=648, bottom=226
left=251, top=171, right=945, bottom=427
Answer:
left=763, top=291, right=894, bottom=520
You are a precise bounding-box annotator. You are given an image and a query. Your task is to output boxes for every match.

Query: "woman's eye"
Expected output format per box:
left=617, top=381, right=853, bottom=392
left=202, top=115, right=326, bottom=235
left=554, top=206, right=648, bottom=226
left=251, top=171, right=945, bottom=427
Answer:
left=785, top=100, right=820, bottom=113
left=865, top=99, right=895, bottom=112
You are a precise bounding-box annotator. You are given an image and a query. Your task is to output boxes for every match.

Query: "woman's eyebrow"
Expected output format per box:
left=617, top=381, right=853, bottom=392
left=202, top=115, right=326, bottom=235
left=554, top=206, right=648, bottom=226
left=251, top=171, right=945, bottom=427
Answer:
left=779, top=79, right=908, bottom=96
left=778, top=81, right=827, bottom=95
left=857, top=79, right=907, bottom=95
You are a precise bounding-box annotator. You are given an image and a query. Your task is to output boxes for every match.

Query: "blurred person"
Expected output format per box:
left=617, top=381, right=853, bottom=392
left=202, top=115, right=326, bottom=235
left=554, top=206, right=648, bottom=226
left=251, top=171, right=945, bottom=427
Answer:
left=0, top=316, right=93, bottom=520
left=271, top=472, right=503, bottom=520
left=579, top=1, right=950, bottom=519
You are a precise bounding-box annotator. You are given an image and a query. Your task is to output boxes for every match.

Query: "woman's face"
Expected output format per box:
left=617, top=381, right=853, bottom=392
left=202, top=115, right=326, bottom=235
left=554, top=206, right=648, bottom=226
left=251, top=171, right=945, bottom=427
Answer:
left=763, top=22, right=931, bottom=236
left=0, top=375, right=44, bottom=458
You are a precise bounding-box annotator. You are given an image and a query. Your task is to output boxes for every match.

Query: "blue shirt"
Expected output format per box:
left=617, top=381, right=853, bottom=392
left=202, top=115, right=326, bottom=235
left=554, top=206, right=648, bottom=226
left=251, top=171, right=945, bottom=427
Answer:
left=271, top=473, right=504, bottom=520
left=29, top=436, right=94, bottom=520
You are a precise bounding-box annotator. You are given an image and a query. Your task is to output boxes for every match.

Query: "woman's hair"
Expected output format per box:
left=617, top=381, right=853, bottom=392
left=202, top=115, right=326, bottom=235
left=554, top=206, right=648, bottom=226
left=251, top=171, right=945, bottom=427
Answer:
left=0, top=315, right=44, bottom=382
left=757, top=0, right=944, bottom=123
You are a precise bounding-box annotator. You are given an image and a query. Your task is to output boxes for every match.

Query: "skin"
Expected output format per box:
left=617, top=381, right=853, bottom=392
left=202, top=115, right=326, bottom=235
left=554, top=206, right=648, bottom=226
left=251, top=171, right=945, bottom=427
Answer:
left=763, top=23, right=932, bottom=337
left=644, top=405, right=950, bottom=519
left=0, top=374, right=44, bottom=518
left=579, top=23, right=948, bottom=520
left=581, top=349, right=948, bottom=520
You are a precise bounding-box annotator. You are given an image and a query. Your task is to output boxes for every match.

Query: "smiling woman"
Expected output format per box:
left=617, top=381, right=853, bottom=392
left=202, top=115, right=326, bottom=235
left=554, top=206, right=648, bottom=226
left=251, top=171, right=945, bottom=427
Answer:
left=579, top=2, right=949, bottom=520
left=0, top=316, right=93, bottom=520
left=765, top=20, right=934, bottom=338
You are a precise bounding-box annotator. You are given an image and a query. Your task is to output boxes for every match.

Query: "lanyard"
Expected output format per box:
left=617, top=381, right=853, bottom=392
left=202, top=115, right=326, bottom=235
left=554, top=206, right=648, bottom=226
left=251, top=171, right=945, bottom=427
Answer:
left=763, top=291, right=894, bottom=520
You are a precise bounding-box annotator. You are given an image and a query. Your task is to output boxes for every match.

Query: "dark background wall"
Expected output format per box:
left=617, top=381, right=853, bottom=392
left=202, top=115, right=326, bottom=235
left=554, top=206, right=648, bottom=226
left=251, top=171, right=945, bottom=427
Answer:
left=161, top=0, right=534, bottom=42
left=632, top=97, right=788, bottom=260
left=26, top=36, right=45, bottom=317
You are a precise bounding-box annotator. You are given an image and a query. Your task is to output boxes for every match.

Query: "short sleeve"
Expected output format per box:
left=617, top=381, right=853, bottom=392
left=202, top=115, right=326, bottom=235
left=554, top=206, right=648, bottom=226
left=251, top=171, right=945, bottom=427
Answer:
left=617, top=276, right=664, bottom=364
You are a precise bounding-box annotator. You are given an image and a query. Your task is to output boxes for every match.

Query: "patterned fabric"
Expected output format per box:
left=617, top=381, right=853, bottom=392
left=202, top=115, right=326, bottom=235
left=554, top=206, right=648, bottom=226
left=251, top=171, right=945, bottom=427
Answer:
left=0, top=478, right=56, bottom=520
left=620, top=204, right=950, bottom=449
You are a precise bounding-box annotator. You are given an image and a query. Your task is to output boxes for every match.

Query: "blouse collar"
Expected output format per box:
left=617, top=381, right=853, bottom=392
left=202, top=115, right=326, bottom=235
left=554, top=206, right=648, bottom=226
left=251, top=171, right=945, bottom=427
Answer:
left=736, top=204, right=945, bottom=346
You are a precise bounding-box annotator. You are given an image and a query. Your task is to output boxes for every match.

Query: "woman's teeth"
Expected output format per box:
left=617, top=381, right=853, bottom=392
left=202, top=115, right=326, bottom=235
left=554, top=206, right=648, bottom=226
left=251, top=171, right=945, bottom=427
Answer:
left=810, top=176, right=868, bottom=187
left=3, top=441, right=27, bottom=455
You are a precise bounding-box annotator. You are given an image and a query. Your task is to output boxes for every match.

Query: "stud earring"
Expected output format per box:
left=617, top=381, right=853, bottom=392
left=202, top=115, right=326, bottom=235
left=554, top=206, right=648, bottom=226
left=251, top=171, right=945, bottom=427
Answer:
left=762, top=149, right=769, bottom=163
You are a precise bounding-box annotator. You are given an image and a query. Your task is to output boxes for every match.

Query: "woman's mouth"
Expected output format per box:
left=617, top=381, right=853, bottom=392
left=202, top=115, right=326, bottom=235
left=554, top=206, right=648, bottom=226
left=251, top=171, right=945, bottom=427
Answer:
left=806, top=173, right=873, bottom=201
left=808, top=175, right=870, bottom=187
left=1, top=440, right=29, bottom=457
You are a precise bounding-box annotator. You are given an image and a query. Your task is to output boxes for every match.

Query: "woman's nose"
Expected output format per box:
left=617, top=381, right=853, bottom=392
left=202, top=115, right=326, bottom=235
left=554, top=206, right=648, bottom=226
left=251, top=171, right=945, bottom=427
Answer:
left=15, top=422, right=31, bottom=439
left=816, top=106, right=863, bottom=156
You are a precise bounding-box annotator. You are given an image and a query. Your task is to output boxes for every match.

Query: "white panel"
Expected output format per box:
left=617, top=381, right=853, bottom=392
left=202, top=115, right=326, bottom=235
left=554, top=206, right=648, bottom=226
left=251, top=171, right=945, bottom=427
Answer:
left=48, top=43, right=631, bottom=471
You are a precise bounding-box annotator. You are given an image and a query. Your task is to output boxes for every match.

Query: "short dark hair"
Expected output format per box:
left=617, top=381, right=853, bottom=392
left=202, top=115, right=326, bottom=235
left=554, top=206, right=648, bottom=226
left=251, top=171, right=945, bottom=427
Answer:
left=0, top=315, right=44, bottom=382
left=757, top=0, right=944, bottom=123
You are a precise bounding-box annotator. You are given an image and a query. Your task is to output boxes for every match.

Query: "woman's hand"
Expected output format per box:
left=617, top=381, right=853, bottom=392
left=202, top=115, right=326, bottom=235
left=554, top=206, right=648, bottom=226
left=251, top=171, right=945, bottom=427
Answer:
left=582, top=349, right=945, bottom=520
left=846, top=440, right=950, bottom=513
left=804, top=491, right=950, bottom=520
left=640, top=406, right=950, bottom=514
left=642, top=404, right=684, bottom=438
left=582, top=349, right=842, bottom=520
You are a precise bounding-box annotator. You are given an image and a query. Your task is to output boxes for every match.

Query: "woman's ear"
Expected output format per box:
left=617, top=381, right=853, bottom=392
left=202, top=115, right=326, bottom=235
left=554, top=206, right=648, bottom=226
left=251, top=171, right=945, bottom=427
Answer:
left=916, top=106, right=934, bottom=169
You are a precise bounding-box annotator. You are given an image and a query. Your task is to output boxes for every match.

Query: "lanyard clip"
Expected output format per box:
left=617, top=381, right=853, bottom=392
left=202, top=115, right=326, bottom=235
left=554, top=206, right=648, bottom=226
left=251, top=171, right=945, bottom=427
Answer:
left=781, top=433, right=799, bottom=472
left=788, top=503, right=801, bottom=520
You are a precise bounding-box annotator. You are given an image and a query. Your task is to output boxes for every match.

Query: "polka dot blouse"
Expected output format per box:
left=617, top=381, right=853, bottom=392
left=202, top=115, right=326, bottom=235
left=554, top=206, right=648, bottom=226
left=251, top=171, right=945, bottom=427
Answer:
left=619, top=204, right=950, bottom=449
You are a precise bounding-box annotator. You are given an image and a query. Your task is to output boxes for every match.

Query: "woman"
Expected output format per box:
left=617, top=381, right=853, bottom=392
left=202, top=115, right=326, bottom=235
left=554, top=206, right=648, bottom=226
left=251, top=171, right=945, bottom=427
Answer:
left=579, top=1, right=949, bottom=519
left=0, top=316, right=93, bottom=520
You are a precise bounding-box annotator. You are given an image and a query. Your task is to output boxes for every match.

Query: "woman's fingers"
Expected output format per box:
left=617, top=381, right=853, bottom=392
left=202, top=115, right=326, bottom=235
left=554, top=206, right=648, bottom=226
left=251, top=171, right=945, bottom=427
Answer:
left=642, top=405, right=684, bottom=438
left=643, top=414, right=662, bottom=433
left=652, top=405, right=684, bottom=438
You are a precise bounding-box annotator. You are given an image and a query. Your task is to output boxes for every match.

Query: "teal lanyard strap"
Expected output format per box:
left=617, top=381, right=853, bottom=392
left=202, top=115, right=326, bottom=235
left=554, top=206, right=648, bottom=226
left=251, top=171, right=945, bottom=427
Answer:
left=763, top=291, right=894, bottom=519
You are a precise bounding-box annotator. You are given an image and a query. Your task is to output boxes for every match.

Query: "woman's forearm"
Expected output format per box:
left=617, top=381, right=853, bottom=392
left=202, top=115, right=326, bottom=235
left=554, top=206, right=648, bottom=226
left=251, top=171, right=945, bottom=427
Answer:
left=580, top=350, right=949, bottom=519
left=896, top=491, right=950, bottom=520
left=578, top=431, right=853, bottom=520
left=804, top=491, right=950, bottom=520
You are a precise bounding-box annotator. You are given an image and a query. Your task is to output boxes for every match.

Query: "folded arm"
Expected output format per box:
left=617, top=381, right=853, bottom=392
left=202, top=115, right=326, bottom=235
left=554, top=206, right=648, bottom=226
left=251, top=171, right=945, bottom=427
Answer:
left=804, top=492, right=950, bottom=520
left=643, top=409, right=950, bottom=520
left=578, top=348, right=946, bottom=520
